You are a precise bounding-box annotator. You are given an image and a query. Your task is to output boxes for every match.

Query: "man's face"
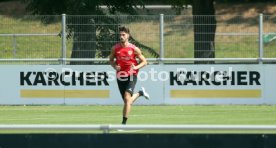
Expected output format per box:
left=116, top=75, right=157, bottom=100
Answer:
left=119, top=31, right=129, bottom=43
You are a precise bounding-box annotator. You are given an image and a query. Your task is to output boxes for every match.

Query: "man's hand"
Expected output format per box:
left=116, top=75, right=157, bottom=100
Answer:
left=115, top=65, right=121, bottom=71
left=131, top=63, right=137, bottom=70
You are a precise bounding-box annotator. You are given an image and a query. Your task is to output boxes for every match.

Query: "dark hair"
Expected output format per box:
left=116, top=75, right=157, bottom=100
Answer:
left=119, top=26, right=130, bottom=34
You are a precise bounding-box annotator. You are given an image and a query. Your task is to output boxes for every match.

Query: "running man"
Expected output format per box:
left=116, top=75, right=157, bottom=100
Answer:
left=109, top=26, right=150, bottom=125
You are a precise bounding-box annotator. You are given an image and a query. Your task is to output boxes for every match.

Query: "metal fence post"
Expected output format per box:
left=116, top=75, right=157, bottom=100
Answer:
left=61, top=14, right=67, bottom=65
left=259, top=13, right=263, bottom=63
left=159, top=14, right=164, bottom=64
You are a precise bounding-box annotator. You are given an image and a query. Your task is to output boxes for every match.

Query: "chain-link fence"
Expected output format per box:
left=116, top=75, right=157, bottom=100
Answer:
left=0, top=15, right=62, bottom=64
left=263, top=15, right=276, bottom=58
left=0, top=14, right=276, bottom=64
left=65, top=15, right=160, bottom=65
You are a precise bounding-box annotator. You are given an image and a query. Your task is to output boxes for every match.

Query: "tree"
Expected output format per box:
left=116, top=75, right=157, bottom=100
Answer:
left=22, top=0, right=159, bottom=64
left=172, top=0, right=276, bottom=63
left=192, top=0, right=216, bottom=63
left=171, top=0, right=216, bottom=63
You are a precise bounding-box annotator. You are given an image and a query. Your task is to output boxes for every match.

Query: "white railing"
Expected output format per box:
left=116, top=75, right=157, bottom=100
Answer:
left=1, top=124, right=276, bottom=133
left=1, top=58, right=276, bottom=63
left=0, top=33, right=59, bottom=37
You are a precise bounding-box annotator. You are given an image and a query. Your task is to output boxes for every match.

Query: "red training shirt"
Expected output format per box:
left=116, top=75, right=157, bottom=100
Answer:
left=114, top=43, right=139, bottom=77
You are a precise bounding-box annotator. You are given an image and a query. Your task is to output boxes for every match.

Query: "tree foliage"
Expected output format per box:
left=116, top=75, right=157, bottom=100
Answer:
left=21, top=0, right=275, bottom=63
left=22, top=0, right=159, bottom=64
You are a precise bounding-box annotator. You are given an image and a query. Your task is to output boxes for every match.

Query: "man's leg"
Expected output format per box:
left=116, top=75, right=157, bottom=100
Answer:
left=121, top=75, right=138, bottom=124
left=122, top=92, right=131, bottom=124
left=131, top=93, right=140, bottom=103
left=122, top=92, right=141, bottom=124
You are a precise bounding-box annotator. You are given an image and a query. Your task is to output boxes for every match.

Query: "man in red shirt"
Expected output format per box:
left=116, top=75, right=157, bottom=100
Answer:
left=109, top=26, right=150, bottom=125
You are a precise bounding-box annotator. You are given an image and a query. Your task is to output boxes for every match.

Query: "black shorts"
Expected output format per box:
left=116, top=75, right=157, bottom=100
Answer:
left=117, top=75, right=137, bottom=99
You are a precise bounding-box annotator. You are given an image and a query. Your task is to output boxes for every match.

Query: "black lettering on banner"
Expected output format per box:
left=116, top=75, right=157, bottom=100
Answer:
left=86, top=72, right=96, bottom=86
left=20, top=72, right=32, bottom=86
left=48, top=72, right=59, bottom=86
left=249, top=71, right=261, bottom=85
left=169, top=70, right=261, bottom=86
left=60, top=71, right=70, bottom=86
left=211, top=71, right=221, bottom=86
left=20, top=71, right=110, bottom=86
left=198, top=72, right=210, bottom=86
left=231, top=71, right=235, bottom=85
left=222, top=71, right=230, bottom=85
left=183, top=72, right=197, bottom=85
left=237, top=71, right=248, bottom=85
left=98, top=72, right=109, bottom=86
left=33, top=72, right=46, bottom=86
left=170, top=72, right=182, bottom=86
left=78, top=72, right=84, bottom=86
left=71, top=72, right=76, bottom=86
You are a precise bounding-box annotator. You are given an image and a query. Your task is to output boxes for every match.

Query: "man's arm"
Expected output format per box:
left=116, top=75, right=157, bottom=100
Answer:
left=109, top=47, right=120, bottom=71
left=132, top=47, right=147, bottom=70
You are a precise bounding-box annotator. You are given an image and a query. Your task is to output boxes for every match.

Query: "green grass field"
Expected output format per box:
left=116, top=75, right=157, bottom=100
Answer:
left=1, top=105, right=276, bottom=133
